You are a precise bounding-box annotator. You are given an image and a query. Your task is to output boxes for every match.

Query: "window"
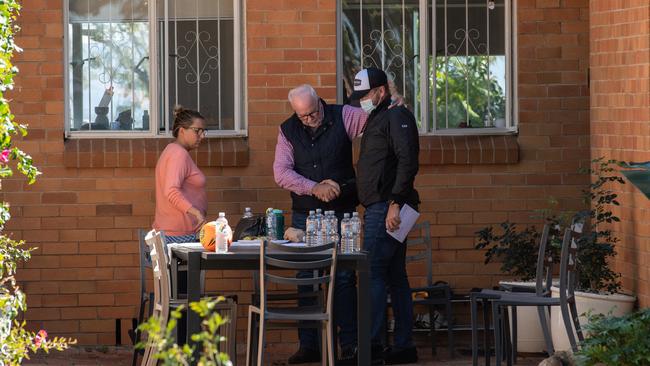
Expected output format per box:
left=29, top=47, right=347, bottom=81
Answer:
left=65, top=0, right=245, bottom=136
left=339, top=0, right=515, bottom=134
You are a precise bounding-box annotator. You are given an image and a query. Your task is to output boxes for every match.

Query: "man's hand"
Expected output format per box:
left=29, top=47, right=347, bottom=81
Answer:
left=321, top=179, right=341, bottom=192
left=284, top=227, right=305, bottom=243
left=388, top=94, right=406, bottom=109
left=187, top=207, right=206, bottom=227
left=312, top=181, right=340, bottom=202
left=386, top=202, right=401, bottom=232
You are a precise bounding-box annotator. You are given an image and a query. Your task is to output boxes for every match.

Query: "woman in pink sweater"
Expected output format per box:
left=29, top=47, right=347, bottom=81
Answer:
left=153, top=107, right=208, bottom=243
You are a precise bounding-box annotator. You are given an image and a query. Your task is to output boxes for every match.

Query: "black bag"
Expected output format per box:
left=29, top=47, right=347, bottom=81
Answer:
left=233, top=214, right=266, bottom=240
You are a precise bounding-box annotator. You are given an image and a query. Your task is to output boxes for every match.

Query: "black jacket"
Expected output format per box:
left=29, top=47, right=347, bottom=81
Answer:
left=357, top=98, right=420, bottom=208
left=280, top=100, right=358, bottom=213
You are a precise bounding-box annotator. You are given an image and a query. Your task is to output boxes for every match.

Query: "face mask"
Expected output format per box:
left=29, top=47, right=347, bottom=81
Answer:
left=360, top=98, right=376, bottom=114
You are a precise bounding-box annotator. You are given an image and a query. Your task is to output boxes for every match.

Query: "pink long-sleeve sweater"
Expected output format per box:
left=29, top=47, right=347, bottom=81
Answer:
left=153, top=143, right=207, bottom=236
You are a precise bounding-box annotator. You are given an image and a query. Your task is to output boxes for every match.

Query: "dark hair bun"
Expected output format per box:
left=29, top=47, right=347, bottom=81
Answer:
left=173, top=105, right=186, bottom=118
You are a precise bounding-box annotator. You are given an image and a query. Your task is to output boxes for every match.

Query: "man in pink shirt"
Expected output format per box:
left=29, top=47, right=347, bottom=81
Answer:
left=273, top=84, right=368, bottom=364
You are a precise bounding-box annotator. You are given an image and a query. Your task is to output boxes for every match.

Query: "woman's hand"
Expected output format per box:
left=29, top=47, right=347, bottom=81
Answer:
left=187, top=206, right=206, bottom=227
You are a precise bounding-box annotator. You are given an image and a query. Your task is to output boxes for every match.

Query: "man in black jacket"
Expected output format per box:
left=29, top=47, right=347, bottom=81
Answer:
left=350, top=67, right=420, bottom=364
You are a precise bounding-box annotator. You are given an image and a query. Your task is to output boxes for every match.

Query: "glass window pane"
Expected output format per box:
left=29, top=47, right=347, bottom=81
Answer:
left=67, top=0, right=150, bottom=132
left=341, top=0, right=421, bottom=127
left=161, top=0, right=235, bottom=132
left=432, top=0, right=507, bottom=129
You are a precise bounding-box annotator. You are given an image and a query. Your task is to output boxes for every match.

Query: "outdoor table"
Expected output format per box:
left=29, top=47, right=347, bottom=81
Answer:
left=170, top=245, right=371, bottom=366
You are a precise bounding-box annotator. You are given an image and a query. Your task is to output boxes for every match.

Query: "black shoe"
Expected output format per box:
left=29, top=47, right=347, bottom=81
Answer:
left=288, top=347, right=320, bottom=364
left=339, top=346, right=384, bottom=365
left=384, top=347, right=418, bottom=365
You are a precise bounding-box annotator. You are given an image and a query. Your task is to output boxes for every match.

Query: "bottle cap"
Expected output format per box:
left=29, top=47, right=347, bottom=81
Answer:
left=344, top=213, right=350, bottom=218
left=309, top=210, right=315, bottom=214
left=273, top=209, right=283, bottom=214
left=218, top=212, right=225, bottom=217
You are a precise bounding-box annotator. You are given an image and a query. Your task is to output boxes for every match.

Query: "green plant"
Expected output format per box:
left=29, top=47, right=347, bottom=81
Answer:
left=137, top=297, right=232, bottom=366
left=1, top=1, right=75, bottom=364
left=576, top=158, right=623, bottom=294
left=575, top=308, right=650, bottom=366
left=476, top=158, right=625, bottom=294
left=475, top=222, right=540, bottom=281
left=475, top=197, right=570, bottom=281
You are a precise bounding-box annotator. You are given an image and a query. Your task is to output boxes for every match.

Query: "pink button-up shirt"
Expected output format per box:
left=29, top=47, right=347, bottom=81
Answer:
left=273, top=105, right=368, bottom=196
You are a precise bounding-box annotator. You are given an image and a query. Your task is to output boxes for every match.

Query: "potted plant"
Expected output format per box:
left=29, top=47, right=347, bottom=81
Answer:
left=474, top=198, right=571, bottom=353
left=549, top=158, right=636, bottom=351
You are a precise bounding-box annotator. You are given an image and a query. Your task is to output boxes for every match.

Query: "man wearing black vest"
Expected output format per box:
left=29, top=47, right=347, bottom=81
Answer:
left=350, top=67, right=420, bottom=365
left=273, top=84, right=367, bottom=364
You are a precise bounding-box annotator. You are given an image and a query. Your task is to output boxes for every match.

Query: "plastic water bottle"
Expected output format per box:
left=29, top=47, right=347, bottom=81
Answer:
left=243, top=207, right=253, bottom=219
left=321, top=211, right=332, bottom=245
left=340, top=213, right=351, bottom=253
left=215, top=212, right=230, bottom=253
left=328, top=211, right=339, bottom=246
left=351, top=212, right=362, bottom=252
left=266, top=208, right=277, bottom=240
left=305, top=210, right=317, bottom=246
left=315, top=209, right=324, bottom=245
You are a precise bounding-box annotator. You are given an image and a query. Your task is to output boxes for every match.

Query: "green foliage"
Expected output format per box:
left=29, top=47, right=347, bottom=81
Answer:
left=475, top=222, right=540, bottom=281
left=137, top=298, right=232, bottom=366
left=576, top=158, right=623, bottom=294
left=433, top=56, right=506, bottom=128
left=475, top=158, right=624, bottom=294
left=575, top=308, right=650, bottom=366
left=0, top=1, right=73, bottom=364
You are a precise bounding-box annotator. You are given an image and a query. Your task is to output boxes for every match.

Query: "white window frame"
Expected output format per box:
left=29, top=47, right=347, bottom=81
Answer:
left=63, top=0, right=247, bottom=138
left=337, top=0, right=518, bottom=136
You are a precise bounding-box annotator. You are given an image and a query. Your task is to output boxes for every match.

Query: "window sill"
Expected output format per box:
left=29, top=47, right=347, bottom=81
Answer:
left=63, top=137, right=249, bottom=168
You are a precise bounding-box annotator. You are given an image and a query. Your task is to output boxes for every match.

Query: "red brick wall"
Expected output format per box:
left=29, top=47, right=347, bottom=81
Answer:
left=4, top=0, right=590, bottom=348
left=590, top=1, right=650, bottom=306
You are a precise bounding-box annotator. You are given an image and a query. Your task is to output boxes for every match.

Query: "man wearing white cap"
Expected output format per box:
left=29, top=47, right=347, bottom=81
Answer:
left=350, top=67, right=420, bottom=364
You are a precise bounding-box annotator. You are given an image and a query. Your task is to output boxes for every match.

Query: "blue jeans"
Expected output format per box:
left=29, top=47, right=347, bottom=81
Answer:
left=364, top=201, right=414, bottom=349
left=293, top=211, right=358, bottom=351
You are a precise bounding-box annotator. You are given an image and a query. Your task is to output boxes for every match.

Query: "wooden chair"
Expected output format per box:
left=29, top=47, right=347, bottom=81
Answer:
left=130, top=229, right=154, bottom=366
left=141, top=229, right=170, bottom=366
left=246, top=241, right=337, bottom=366
left=142, top=230, right=238, bottom=365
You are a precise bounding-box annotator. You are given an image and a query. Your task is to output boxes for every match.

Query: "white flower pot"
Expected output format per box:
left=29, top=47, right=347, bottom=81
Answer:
left=499, top=281, right=549, bottom=353
left=550, top=287, right=636, bottom=352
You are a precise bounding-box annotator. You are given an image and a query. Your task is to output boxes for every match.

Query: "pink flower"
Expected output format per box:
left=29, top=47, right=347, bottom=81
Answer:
left=0, top=149, right=9, bottom=164
left=34, top=329, right=47, bottom=347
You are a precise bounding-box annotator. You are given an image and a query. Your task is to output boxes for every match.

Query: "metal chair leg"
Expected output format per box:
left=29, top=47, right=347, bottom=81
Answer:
left=470, top=295, right=479, bottom=366
left=511, top=306, right=517, bottom=364
left=492, top=302, right=502, bottom=366
left=446, top=298, right=454, bottom=358
left=537, top=305, right=554, bottom=356
left=569, top=300, right=584, bottom=343
left=483, top=299, right=490, bottom=366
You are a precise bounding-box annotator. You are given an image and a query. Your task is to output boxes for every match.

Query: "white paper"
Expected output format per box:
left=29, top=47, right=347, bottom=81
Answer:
left=387, top=204, right=420, bottom=243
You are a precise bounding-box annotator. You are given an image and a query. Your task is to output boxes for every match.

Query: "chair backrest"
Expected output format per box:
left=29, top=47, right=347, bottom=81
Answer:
left=138, top=229, right=152, bottom=294
left=142, top=229, right=171, bottom=366
left=144, top=230, right=171, bottom=317
left=558, top=216, right=585, bottom=302
left=534, top=223, right=554, bottom=296
left=404, top=221, right=433, bottom=286
left=259, top=241, right=337, bottom=316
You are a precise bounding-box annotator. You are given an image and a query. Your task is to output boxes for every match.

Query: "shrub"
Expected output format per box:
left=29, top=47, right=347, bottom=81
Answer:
left=575, top=308, right=650, bottom=366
